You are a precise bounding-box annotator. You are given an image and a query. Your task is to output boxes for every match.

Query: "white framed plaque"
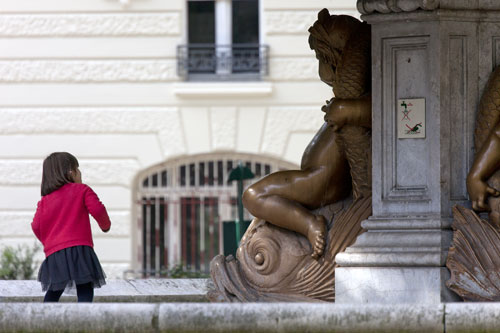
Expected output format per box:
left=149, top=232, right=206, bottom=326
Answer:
left=397, top=98, right=425, bottom=139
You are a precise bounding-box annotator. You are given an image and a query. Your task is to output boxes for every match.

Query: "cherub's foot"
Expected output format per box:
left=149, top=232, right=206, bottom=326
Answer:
left=307, top=214, right=327, bottom=259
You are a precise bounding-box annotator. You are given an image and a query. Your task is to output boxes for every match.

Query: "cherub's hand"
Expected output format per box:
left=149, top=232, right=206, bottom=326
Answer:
left=322, top=98, right=348, bottom=132
left=467, top=175, right=500, bottom=211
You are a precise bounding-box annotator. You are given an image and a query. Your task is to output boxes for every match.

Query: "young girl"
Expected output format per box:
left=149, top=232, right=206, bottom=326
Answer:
left=31, top=152, right=111, bottom=302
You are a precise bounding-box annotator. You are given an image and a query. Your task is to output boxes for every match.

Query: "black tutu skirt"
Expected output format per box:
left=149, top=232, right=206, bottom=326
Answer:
left=38, top=245, right=106, bottom=292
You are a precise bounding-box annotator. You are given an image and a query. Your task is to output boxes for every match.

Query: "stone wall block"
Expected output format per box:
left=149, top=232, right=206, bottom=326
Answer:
left=210, top=107, right=237, bottom=150
left=261, top=107, right=324, bottom=156
left=0, top=60, right=177, bottom=82
left=270, top=57, right=318, bottom=81
left=0, top=13, right=180, bottom=36
left=0, top=108, right=186, bottom=158
left=265, top=11, right=318, bottom=35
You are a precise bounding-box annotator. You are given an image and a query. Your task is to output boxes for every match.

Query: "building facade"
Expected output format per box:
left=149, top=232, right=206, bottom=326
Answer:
left=0, top=0, right=358, bottom=277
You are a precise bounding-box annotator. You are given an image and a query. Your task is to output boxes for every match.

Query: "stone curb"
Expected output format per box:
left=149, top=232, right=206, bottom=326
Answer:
left=0, top=303, right=448, bottom=332
left=0, top=279, right=211, bottom=303
left=445, top=303, right=500, bottom=332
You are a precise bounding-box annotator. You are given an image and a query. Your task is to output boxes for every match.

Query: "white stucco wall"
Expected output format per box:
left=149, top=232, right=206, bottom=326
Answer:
left=0, top=0, right=358, bottom=278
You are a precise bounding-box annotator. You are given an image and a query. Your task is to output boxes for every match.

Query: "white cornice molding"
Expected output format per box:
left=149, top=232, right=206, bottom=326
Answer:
left=0, top=13, right=180, bottom=37
left=357, top=0, right=500, bottom=14
left=172, top=82, right=273, bottom=98
left=357, top=0, right=439, bottom=14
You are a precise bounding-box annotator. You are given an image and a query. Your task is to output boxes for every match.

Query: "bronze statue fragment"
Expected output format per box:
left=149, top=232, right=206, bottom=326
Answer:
left=447, top=66, right=500, bottom=300
left=209, top=9, right=372, bottom=302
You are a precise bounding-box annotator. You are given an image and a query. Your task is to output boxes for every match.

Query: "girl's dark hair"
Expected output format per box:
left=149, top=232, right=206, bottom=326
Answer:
left=41, top=152, right=79, bottom=196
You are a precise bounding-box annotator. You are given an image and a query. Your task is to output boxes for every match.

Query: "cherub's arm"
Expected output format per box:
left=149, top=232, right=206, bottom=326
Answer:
left=467, top=122, right=500, bottom=211
left=322, top=94, right=371, bottom=131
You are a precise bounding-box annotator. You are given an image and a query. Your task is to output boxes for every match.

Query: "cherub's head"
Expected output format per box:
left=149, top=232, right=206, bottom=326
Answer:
left=308, top=9, right=363, bottom=86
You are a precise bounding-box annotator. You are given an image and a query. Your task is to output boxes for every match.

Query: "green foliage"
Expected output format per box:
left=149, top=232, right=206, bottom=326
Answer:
left=0, top=243, right=41, bottom=280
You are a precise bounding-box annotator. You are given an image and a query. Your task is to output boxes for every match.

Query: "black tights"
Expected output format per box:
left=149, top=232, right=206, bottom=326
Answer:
left=43, top=282, right=94, bottom=303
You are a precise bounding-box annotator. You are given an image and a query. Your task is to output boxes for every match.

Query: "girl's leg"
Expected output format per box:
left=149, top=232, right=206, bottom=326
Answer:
left=44, top=289, right=64, bottom=302
left=76, top=282, right=94, bottom=302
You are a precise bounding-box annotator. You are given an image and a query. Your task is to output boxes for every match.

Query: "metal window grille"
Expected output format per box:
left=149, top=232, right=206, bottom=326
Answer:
left=177, top=44, right=269, bottom=81
left=135, top=154, right=297, bottom=277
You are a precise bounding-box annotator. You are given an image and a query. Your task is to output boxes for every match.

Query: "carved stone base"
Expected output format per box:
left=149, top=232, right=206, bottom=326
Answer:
left=336, top=267, right=457, bottom=303
left=208, top=196, right=372, bottom=302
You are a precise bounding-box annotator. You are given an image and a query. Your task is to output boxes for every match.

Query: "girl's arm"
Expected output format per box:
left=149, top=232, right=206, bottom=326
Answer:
left=83, top=186, right=111, bottom=232
left=31, top=200, right=42, bottom=241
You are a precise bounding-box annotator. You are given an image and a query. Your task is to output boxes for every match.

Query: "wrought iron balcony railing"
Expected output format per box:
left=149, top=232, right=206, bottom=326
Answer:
left=177, top=44, right=269, bottom=81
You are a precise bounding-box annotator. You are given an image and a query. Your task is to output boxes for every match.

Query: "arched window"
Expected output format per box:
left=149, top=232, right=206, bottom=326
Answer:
left=134, top=153, right=296, bottom=277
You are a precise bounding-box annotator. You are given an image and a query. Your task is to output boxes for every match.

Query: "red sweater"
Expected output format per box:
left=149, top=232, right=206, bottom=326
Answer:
left=31, top=183, right=111, bottom=257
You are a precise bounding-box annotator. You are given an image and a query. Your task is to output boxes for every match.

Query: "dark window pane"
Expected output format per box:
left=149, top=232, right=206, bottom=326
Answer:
left=232, top=0, right=259, bottom=44
left=208, top=161, right=214, bottom=186
left=264, top=164, right=271, bottom=175
left=152, top=174, right=158, bottom=187
left=204, top=197, right=218, bottom=273
left=199, top=162, right=205, bottom=186
left=182, top=197, right=201, bottom=272
left=142, top=197, right=147, bottom=277
left=184, top=198, right=192, bottom=270
left=232, top=0, right=259, bottom=73
left=180, top=165, right=186, bottom=187
left=161, top=171, right=167, bottom=187
left=189, top=163, right=196, bottom=186
left=149, top=197, right=156, bottom=276
left=188, top=1, right=216, bottom=74
left=217, top=160, right=223, bottom=186
left=226, top=161, right=233, bottom=184
left=245, top=161, right=252, bottom=170
left=255, top=163, right=261, bottom=177
left=142, top=177, right=149, bottom=188
left=159, top=198, right=167, bottom=276
left=188, top=1, right=215, bottom=44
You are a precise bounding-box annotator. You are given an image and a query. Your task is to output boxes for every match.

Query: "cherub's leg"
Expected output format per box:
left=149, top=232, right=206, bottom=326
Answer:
left=243, top=167, right=348, bottom=258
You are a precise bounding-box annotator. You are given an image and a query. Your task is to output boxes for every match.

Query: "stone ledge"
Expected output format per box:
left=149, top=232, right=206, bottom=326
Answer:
left=1, top=302, right=499, bottom=332
left=0, top=279, right=211, bottom=303
left=0, top=303, right=445, bottom=332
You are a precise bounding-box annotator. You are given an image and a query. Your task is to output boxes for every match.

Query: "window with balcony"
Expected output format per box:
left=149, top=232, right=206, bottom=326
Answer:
left=177, top=0, right=268, bottom=81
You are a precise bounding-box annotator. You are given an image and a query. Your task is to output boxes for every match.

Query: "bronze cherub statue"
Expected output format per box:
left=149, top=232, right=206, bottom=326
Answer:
left=243, top=9, right=371, bottom=260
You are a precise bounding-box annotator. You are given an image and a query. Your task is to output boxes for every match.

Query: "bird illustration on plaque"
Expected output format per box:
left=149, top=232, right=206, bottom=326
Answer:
left=397, top=98, right=425, bottom=139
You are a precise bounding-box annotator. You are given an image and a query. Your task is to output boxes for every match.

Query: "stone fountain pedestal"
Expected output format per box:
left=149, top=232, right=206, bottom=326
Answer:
left=335, top=0, right=500, bottom=303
